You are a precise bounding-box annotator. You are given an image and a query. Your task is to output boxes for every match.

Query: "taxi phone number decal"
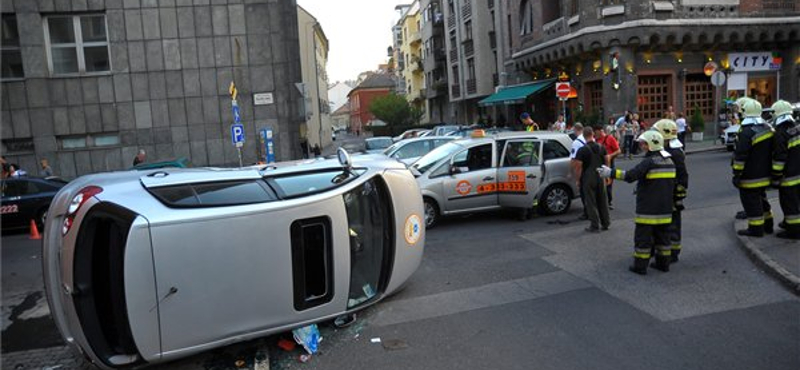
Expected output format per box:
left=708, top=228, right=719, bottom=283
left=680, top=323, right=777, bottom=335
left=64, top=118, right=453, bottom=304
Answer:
left=476, top=171, right=527, bottom=194
left=0, top=204, right=19, bottom=214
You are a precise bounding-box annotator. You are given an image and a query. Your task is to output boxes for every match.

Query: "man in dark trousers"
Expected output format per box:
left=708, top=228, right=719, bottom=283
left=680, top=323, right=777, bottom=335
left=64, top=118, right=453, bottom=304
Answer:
left=574, top=127, right=610, bottom=232
left=733, top=98, right=774, bottom=237
left=771, top=100, right=800, bottom=239
left=652, top=119, right=689, bottom=261
left=598, top=131, right=676, bottom=274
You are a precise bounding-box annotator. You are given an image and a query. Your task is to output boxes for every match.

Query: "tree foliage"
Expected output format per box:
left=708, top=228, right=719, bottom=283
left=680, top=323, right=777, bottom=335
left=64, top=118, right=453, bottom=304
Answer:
left=369, top=94, right=420, bottom=127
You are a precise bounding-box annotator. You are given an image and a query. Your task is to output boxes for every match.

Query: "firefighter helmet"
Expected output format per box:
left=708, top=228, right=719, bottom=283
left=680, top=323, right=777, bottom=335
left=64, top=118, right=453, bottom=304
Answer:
left=637, top=130, right=664, bottom=152
left=772, top=100, right=794, bottom=118
left=652, top=119, right=679, bottom=140
left=741, top=98, right=763, bottom=117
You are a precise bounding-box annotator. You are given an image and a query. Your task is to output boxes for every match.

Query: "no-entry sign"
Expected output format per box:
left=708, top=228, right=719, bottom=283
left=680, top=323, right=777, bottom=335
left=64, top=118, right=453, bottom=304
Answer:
left=556, top=82, right=571, bottom=99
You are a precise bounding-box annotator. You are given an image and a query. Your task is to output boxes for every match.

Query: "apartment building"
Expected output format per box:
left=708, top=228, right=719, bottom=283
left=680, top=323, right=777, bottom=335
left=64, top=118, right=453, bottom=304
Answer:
left=498, top=0, right=800, bottom=132
left=420, top=0, right=453, bottom=124
left=298, top=5, right=332, bottom=150
left=441, top=0, right=501, bottom=124
left=397, top=1, right=427, bottom=122
left=0, top=0, right=304, bottom=178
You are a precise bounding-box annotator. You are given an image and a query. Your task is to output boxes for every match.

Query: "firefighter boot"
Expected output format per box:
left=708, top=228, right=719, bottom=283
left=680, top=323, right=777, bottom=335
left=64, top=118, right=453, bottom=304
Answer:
left=650, top=256, right=671, bottom=272
left=737, top=224, right=764, bottom=237
left=764, top=217, right=774, bottom=234
left=776, top=231, right=800, bottom=240
left=670, top=246, right=681, bottom=263
left=629, top=257, right=648, bottom=275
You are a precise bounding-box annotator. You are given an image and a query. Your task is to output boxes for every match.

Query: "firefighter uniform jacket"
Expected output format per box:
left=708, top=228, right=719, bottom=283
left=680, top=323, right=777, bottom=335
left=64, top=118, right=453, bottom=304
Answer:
left=665, top=143, right=688, bottom=204
left=613, top=151, right=676, bottom=225
left=732, top=120, right=774, bottom=189
left=772, top=117, right=800, bottom=187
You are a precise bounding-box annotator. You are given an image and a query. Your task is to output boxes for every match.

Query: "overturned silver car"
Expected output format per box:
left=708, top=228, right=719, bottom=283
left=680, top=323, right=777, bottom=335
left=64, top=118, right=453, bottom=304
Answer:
left=42, top=150, right=424, bottom=369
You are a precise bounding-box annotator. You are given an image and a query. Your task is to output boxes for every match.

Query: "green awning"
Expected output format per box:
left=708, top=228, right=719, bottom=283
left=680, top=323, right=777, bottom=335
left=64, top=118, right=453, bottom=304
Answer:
left=478, top=79, right=556, bottom=107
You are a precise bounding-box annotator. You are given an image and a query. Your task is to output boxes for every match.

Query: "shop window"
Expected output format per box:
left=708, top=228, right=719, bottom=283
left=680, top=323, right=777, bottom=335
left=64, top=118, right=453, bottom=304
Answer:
left=58, top=133, right=120, bottom=150
left=637, top=75, right=671, bottom=123
left=1, top=14, right=24, bottom=79
left=684, top=74, right=714, bottom=119
left=1, top=138, right=34, bottom=154
left=45, top=15, right=110, bottom=75
left=585, top=80, right=603, bottom=114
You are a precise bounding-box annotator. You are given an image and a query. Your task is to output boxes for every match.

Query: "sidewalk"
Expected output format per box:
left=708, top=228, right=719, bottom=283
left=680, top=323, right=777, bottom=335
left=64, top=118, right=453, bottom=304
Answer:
left=683, top=137, right=726, bottom=155
left=734, top=198, right=800, bottom=296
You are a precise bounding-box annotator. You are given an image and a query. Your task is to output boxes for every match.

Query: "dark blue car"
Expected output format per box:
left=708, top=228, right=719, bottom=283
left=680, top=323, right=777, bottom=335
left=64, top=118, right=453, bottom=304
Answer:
left=1, top=176, right=68, bottom=231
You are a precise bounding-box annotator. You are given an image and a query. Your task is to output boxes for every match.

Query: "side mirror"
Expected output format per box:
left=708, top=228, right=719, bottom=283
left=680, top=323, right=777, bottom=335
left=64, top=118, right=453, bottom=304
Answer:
left=337, top=147, right=352, bottom=170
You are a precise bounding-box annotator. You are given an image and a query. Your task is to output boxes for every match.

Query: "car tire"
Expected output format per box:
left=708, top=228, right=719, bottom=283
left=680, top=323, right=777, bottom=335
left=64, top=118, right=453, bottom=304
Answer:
left=539, top=184, right=572, bottom=215
left=36, top=208, right=48, bottom=231
left=423, top=198, right=439, bottom=229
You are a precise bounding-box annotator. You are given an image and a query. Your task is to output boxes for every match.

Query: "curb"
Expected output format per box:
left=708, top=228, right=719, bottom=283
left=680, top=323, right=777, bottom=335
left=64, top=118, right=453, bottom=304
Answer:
left=685, top=145, right=725, bottom=155
left=732, top=221, right=800, bottom=296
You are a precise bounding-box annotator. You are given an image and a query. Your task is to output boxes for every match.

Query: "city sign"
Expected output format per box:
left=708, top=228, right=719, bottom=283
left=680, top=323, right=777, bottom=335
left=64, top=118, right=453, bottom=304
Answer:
left=254, top=92, right=274, bottom=106
left=728, top=52, right=782, bottom=72
left=556, top=82, right=571, bottom=99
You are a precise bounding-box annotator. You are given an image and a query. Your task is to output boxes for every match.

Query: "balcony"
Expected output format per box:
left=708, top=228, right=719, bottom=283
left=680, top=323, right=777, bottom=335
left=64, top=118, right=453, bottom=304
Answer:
left=410, top=57, right=423, bottom=73
left=462, top=39, right=474, bottom=57
left=466, top=79, right=476, bottom=95
left=433, top=12, right=444, bottom=25
left=409, top=31, right=422, bottom=45
left=449, top=48, right=458, bottom=62
left=461, top=3, right=472, bottom=19
left=447, top=13, right=455, bottom=29
left=451, top=84, right=461, bottom=97
left=434, top=49, right=446, bottom=62
left=542, top=17, right=565, bottom=38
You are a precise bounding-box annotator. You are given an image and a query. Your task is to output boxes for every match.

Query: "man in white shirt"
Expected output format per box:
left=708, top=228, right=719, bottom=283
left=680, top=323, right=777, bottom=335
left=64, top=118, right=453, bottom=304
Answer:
left=675, top=112, right=688, bottom=145
left=570, top=123, right=588, bottom=220
left=553, top=115, right=566, bottom=132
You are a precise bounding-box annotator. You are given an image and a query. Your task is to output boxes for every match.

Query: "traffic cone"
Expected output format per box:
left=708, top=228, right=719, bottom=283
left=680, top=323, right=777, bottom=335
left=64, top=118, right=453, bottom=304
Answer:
left=29, top=219, right=42, bottom=240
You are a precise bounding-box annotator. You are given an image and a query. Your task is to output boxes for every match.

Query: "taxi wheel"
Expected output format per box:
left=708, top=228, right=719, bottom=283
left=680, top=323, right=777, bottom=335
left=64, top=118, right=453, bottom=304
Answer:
left=423, top=198, right=439, bottom=229
left=540, top=185, right=571, bottom=215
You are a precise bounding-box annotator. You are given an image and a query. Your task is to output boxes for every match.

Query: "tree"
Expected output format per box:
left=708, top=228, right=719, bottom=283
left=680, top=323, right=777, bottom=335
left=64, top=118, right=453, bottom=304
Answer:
left=369, top=93, right=417, bottom=127
left=690, top=105, right=705, bottom=133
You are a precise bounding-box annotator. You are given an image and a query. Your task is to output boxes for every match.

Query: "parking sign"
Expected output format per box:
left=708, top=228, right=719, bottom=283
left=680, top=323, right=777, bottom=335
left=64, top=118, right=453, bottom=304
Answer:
left=231, top=124, right=245, bottom=147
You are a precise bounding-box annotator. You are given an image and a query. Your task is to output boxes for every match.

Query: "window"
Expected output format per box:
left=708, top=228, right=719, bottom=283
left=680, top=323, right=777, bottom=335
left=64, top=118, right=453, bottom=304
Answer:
left=58, top=133, right=120, bottom=150
left=637, top=75, right=672, bottom=122
left=453, top=144, right=493, bottom=172
left=290, top=217, right=334, bottom=311
left=685, top=74, right=714, bottom=118
left=148, top=180, right=278, bottom=207
left=519, top=0, right=534, bottom=35
left=464, top=20, right=473, bottom=40
left=44, top=15, right=110, bottom=75
left=585, top=80, right=603, bottom=113
left=543, top=140, right=570, bottom=161
left=467, top=58, right=476, bottom=79
left=1, top=15, right=23, bottom=79
left=452, top=65, right=459, bottom=81
left=503, top=141, right=540, bottom=167
left=392, top=141, right=430, bottom=160
left=542, top=0, right=562, bottom=23
left=270, top=169, right=361, bottom=198
left=2, top=138, right=34, bottom=154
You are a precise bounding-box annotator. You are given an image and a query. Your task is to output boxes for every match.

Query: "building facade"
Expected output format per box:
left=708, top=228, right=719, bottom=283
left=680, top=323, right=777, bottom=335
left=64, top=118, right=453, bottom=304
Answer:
left=500, top=0, right=800, bottom=133
left=298, top=5, right=331, bottom=150
left=420, top=0, right=453, bottom=124
left=397, top=1, right=427, bottom=123
left=347, top=73, right=395, bottom=134
left=441, top=0, right=501, bottom=124
left=0, top=0, right=303, bottom=178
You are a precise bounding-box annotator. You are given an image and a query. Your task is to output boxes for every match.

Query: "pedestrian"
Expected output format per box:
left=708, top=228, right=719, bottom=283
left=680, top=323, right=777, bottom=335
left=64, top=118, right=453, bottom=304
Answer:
left=676, top=112, right=688, bottom=145
left=629, top=114, right=641, bottom=156
left=39, top=158, right=53, bottom=177
left=552, top=114, right=566, bottom=132
left=574, top=127, right=610, bottom=232
left=770, top=100, right=800, bottom=240
left=621, top=119, right=635, bottom=159
left=653, top=119, right=689, bottom=261
left=598, top=131, right=676, bottom=274
left=732, top=98, right=774, bottom=237
left=595, top=125, right=621, bottom=209
left=570, top=123, right=587, bottom=220
left=520, top=112, right=539, bottom=131
left=312, top=144, right=322, bottom=157
left=132, top=149, right=146, bottom=166
left=665, top=105, right=677, bottom=120
left=300, top=139, right=309, bottom=159
left=8, top=163, right=27, bottom=177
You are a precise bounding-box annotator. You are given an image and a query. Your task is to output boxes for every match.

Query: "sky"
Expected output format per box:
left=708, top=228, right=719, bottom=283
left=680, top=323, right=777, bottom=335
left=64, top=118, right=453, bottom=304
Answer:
left=296, top=0, right=403, bottom=83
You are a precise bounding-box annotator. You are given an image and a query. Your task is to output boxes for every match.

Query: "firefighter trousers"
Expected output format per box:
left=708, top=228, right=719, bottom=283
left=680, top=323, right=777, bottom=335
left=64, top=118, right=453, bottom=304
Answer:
left=779, top=185, right=800, bottom=234
left=739, top=188, right=772, bottom=233
left=668, top=209, right=682, bottom=255
left=634, top=223, right=671, bottom=260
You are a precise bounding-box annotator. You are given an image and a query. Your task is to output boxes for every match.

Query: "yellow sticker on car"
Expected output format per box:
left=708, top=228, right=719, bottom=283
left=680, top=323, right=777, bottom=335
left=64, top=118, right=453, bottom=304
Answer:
left=404, top=214, right=423, bottom=245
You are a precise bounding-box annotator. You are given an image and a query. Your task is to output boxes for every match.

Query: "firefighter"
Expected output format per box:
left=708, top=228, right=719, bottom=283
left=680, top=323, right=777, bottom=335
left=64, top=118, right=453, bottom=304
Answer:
left=652, top=119, right=689, bottom=262
left=771, top=100, right=800, bottom=239
left=598, top=131, right=676, bottom=275
left=733, top=98, right=774, bottom=237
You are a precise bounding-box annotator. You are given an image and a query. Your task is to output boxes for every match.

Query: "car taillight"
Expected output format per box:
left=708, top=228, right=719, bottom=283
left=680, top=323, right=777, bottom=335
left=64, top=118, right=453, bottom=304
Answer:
left=62, top=186, right=103, bottom=236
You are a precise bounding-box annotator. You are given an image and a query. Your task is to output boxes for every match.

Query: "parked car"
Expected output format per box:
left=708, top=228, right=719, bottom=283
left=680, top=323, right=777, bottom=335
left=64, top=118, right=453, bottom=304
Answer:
left=721, top=124, right=739, bottom=151
left=42, top=150, right=424, bottom=369
left=1, top=176, right=68, bottom=231
left=393, top=129, right=429, bottom=142
left=410, top=131, right=578, bottom=227
left=430, top=125, right=462, bottom=136
left=446, top=127, right=513, bottom=138
left=383, top=136, right=456, bottom=164
left=131, top=157, right=192, bottom=170
left=364, top=136, right=394, bottom=153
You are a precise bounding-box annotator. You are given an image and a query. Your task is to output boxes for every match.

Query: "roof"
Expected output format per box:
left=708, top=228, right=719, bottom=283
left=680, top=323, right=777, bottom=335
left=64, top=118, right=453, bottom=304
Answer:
left=478, top=79, right=556, bottom=106
left=331, top=104, right=350, bottom=116
left=349, top=73, right=396, bottom=95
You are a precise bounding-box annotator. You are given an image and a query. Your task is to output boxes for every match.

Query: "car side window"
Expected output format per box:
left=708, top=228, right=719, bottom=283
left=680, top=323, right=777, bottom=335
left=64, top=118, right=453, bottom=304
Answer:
left=395, top=141, right=428, bottom=159
left=502, top=141, right=540, bottom=167
left=543, top=140, right=570, bottom=161
left=454, top=144, right=493, bottom=172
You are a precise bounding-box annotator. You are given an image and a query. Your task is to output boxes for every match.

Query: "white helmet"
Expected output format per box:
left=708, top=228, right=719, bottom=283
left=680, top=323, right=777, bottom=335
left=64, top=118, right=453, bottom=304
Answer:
left=741, top=99, right=762, bottom=118
left=637, top=130, right=664, bottom=152
left=772, top=100, right=796, bottom=126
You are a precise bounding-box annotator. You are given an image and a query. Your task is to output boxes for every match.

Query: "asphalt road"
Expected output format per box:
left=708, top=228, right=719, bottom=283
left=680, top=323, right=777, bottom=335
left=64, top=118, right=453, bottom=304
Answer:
left=2, top=149, right=798, bottom=370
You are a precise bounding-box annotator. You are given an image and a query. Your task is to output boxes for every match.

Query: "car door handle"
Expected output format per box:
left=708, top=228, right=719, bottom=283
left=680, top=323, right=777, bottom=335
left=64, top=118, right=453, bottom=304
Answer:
left=527, top=174, right=537, bottom=179
left=483, top=176, right=495, bottom=181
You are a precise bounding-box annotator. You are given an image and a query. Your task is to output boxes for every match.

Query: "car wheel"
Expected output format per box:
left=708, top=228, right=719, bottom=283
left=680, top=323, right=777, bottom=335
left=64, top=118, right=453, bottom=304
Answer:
left=423, top=198, right=439, bottom=229
left=36, top=208, right=48, bottom=231
left=540, top=185, right=571, bottom=215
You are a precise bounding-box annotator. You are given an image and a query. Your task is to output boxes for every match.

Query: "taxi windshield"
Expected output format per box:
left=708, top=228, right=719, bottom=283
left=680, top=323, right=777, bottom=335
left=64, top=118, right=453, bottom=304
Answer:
left=411, top=141, right=464, bottom=174
left=383, top=142, right=401, bottom=156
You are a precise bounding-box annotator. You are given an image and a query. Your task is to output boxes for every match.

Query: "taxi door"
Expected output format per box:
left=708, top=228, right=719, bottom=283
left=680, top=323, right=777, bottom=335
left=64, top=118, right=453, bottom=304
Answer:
left=497, top=139, right=543, bottom=209
left=441, top=143, right=498, bottom=212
